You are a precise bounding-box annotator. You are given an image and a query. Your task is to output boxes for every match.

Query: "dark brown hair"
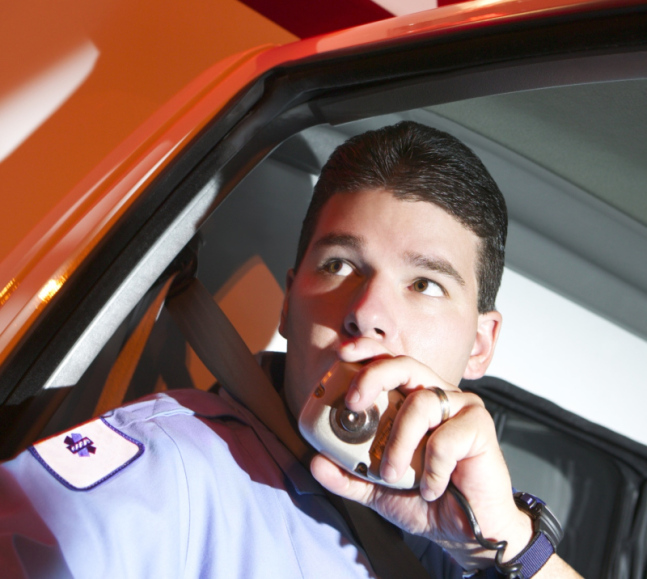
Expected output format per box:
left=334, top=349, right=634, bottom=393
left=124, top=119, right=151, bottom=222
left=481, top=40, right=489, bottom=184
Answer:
left=294, top=121, right=507, bottom=313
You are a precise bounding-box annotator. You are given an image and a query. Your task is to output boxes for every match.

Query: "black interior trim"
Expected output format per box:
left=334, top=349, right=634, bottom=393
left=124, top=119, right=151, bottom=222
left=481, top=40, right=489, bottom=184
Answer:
left=462, top=374, right=647, bottom=578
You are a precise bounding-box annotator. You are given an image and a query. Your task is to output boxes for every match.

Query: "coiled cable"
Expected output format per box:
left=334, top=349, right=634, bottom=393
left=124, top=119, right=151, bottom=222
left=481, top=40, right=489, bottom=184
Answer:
left=448, top=482, right=523, bottom=578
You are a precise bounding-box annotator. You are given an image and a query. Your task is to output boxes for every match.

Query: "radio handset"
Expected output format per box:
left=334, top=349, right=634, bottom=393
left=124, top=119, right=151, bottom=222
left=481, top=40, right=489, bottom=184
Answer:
left=298, top=361, right=428, bottom=490
left=298, top=361, right=529, bottom=576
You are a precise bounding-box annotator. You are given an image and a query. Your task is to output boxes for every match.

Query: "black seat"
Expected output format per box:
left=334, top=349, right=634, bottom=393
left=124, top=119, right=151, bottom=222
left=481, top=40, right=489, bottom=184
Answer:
left=461, top=376, right=647, bottom=579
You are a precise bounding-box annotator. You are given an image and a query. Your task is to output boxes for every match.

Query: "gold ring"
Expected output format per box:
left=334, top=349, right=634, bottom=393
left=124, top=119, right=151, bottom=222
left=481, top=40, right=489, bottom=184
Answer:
left=430, top=386, right=450, bottom=424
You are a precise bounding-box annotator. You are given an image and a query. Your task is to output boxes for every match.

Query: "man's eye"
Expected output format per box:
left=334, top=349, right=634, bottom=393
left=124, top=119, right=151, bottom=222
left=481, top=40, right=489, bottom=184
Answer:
left=412, top=278, right=444, bottom=297
left=323, top=259, right=353, bottom=276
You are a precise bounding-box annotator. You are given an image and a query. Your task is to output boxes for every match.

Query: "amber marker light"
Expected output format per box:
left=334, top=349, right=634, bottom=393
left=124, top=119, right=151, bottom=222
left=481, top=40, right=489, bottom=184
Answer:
left=0, top=279, right=18, bottom=307
left=37, top=276, right=67, bottom=304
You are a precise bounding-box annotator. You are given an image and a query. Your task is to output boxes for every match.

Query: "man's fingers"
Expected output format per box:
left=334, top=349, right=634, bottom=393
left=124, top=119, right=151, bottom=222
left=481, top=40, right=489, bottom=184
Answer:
left=338, top=338, right=393, bottom=364
left=343, top=355, right=459, bottom=411
left=380, top=389, right=482, bottom=485
left=310, top=454, right=375, bottom=505
left=420, top=405, right=495, bottom=502
left=311, top=453, right=432, bottom=537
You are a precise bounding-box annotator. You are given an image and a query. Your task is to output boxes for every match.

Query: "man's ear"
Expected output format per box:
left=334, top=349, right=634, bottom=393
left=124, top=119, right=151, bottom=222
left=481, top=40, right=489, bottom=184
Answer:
left=463, top=310, right=502, bottom=380
left=278, top=269, right=295, bottom=338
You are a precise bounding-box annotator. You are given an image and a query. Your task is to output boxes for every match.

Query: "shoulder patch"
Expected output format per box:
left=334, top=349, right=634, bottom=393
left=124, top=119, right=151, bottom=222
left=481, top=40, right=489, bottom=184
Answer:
left=29, top=418, right=144, bottom=491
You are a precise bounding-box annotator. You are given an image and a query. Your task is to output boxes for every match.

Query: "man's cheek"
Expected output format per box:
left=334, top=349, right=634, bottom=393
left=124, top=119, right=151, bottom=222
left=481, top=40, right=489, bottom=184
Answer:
left=304, top=324, right=340, bottom=355
left=297, top=298, right=343, bottom=339
left=404, top=322, right=474, bottom=383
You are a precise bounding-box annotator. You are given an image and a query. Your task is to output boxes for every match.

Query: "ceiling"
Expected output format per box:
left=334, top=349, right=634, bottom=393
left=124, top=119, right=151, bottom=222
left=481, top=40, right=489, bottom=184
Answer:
left=429, top=79, right=647, bottom=228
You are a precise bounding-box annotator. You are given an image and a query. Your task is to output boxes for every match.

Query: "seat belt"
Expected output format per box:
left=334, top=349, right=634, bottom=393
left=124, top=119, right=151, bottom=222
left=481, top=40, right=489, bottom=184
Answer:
left=166, top=278, right=312, bottom=463
left=94, top=275, right=178, bottom=417
left=165, top=277, right=431, bottom=579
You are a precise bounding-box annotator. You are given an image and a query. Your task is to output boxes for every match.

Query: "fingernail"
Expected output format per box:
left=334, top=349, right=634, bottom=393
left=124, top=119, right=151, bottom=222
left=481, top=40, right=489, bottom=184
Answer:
left=382, top=463, right=397, bottom=482
left=421, top=487, right=436, bottom=502
left=420, top=477, right=436, bottom=502
left=347, top=390, right=360, bottom=404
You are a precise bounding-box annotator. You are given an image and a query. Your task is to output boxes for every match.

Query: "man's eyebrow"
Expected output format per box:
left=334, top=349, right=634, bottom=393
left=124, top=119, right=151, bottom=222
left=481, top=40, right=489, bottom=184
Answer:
left=312, top=232, right=364, bottom=251
left=406, top=252, right=466, bottom=286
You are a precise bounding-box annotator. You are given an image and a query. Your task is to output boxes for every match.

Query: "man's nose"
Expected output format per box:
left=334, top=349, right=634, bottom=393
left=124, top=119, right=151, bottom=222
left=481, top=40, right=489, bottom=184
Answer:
left=343, top=278, right=396, bottom=340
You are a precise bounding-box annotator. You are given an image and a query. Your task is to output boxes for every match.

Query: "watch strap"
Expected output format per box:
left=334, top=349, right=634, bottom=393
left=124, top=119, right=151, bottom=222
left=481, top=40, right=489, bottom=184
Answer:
left=503, top=529, right=555, bottom=578
left=475, top=492, right=563, bottom=579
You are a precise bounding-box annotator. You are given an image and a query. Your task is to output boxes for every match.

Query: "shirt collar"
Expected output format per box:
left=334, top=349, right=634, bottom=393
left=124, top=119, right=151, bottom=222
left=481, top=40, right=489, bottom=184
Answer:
left=169, top=351, right=323, bottom=497
left=217, top=387, right=323, bottom=496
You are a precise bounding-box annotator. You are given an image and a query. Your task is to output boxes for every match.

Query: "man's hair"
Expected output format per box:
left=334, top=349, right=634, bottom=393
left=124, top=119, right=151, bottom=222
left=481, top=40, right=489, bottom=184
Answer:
left=294, top=121, right=508, bottom=313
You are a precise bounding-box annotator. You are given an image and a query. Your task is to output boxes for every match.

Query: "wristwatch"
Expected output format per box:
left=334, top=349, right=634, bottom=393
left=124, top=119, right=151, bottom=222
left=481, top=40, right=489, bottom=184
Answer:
left=496, top=492, right=564, bottom=578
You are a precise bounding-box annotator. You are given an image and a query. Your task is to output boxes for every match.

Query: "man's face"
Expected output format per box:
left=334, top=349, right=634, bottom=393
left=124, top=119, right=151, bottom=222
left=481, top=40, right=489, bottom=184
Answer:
left=280, top=188, right=498, bottom=419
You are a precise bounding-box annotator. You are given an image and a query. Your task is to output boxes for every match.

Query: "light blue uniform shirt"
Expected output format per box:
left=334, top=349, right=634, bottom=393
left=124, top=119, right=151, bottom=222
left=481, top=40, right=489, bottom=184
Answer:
left=0, top=389, right=461, bottom=578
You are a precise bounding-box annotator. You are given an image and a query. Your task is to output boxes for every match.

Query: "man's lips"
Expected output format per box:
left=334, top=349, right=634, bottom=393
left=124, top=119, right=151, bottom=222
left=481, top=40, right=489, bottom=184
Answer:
left=337, top=338, right=394, bottom=364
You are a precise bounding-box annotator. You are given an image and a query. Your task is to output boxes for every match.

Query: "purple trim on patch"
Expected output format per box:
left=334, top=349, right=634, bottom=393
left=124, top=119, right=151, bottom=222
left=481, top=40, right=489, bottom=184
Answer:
left=28, top=418, right=145, bottom=492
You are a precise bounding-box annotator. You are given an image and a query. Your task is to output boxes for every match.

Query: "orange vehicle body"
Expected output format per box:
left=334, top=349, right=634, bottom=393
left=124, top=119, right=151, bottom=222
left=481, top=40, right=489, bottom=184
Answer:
left=0, top=0, right=637, bottom=367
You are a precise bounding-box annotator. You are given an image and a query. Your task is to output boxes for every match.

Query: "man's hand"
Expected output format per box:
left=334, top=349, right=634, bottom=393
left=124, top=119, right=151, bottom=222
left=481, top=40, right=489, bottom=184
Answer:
left=309, top=339, right=562, bottom=573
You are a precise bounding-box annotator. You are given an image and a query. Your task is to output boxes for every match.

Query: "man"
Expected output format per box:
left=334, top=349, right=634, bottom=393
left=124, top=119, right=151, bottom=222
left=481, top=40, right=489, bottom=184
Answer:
left=279, top=122, right=579, bottom=577
left=0, top=122, right=580, bottom=578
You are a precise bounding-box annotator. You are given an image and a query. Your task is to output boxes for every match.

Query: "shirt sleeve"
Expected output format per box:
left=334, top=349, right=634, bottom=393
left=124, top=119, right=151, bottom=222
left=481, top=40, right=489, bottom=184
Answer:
left=0, top=466, right=74, bottom=579
left=0, top=395, right=193, bottom=579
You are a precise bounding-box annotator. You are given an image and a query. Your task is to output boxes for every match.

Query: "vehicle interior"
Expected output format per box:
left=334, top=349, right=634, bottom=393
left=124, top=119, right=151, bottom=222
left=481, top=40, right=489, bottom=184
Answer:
left=1, top=7, right=646, bottom=578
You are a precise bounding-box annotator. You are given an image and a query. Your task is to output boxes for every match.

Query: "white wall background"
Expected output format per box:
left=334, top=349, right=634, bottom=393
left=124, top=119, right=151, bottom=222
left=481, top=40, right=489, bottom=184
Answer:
left=489, top=268, right=647, bottom=446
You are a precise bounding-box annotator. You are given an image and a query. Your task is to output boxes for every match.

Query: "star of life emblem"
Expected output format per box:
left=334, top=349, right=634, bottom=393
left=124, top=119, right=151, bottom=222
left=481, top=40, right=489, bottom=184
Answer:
left=64, top=432, right=97, bottom=457
left=30, top=417, right=143, bottom=490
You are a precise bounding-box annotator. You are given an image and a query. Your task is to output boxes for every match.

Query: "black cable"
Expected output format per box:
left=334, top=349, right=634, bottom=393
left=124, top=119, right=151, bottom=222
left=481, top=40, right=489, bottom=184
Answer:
left=447, top=482, right=523, bottom=578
